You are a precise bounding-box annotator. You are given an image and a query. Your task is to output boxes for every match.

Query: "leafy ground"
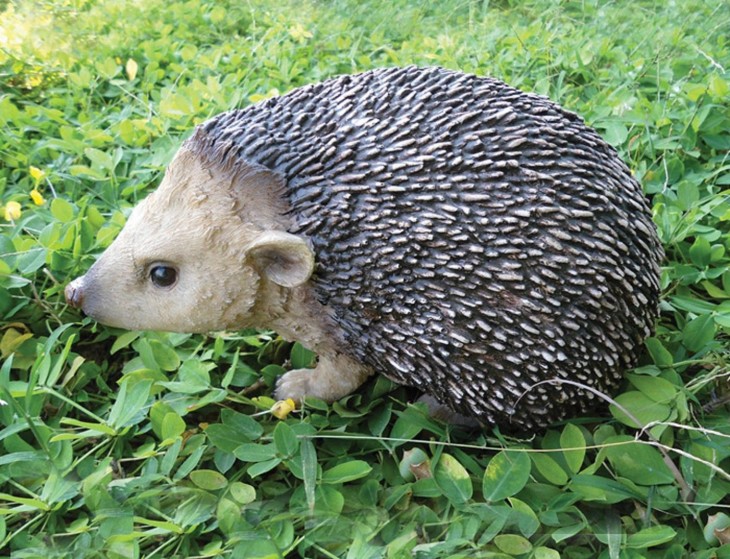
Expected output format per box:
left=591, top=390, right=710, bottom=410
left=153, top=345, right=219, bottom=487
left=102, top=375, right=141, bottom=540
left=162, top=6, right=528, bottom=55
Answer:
left=1, top=0, right=730, bottom=557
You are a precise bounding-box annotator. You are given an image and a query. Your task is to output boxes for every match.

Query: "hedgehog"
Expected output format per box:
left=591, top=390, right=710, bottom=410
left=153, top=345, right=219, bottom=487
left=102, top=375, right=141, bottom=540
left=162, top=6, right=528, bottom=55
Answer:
left=65, top=66, right=663, bottom=431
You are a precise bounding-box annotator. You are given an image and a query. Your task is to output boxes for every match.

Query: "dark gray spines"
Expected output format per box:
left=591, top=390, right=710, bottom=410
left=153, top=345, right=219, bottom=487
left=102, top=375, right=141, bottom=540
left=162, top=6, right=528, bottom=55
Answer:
left=189, top=66, right=663, bottom=431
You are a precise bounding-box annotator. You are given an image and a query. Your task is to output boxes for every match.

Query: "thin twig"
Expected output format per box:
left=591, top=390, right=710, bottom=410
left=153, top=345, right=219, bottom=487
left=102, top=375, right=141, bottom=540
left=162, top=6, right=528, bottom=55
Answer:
left=240, top=378, right=267, bottom=396
left=30, top=270, right=63, bottom=326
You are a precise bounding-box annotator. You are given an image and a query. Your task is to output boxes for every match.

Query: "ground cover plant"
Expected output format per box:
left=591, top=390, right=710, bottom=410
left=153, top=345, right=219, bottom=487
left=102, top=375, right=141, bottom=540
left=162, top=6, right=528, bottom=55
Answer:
left=1, top=0, right=729, bottom=557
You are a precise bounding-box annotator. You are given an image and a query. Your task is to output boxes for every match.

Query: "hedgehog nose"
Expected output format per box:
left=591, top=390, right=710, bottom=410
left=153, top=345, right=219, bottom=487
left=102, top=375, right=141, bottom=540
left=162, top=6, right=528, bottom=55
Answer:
left=65, top=277, right=85, bottom=309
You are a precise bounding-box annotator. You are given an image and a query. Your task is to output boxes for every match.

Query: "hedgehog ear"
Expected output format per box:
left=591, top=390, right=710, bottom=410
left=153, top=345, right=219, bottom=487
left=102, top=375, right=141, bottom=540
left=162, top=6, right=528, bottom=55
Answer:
left=248, top=231, right=315, bottom=288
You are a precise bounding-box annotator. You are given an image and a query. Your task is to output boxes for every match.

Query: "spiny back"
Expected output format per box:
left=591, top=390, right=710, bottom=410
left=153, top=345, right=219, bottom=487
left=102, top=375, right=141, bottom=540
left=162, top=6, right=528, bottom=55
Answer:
left=189, top=66, right=663, bottom=430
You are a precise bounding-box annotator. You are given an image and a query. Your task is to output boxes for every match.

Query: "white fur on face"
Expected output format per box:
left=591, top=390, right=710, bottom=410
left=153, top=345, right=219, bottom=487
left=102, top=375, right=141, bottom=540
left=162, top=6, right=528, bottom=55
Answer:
left=75, top=150, right=265, bottom=333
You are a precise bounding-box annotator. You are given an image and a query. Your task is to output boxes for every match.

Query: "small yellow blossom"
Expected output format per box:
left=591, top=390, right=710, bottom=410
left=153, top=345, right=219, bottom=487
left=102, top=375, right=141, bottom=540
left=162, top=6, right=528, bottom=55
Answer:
left=30, top=189, right=45, bottom=205
left=126, top=58, right=138, bottom=81
left=25, top=75, right=43, bottom=89
left=271, top=398, right=297, bottom=419
left=4, top=201, right=21, bottom=221
left=29, top=166, right=45, bottom=182
left=288, top=23, right=312, bottom=43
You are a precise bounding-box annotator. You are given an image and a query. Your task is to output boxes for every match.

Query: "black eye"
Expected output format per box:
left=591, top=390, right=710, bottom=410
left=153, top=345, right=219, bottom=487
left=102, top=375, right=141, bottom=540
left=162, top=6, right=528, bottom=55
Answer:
left=149, top=265, right=177, bottom=288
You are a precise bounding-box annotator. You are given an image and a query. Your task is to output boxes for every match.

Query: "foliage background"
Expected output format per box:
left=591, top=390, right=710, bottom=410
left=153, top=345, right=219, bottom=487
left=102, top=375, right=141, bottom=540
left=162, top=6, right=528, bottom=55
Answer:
left=1, top=0, right=729, bottom=557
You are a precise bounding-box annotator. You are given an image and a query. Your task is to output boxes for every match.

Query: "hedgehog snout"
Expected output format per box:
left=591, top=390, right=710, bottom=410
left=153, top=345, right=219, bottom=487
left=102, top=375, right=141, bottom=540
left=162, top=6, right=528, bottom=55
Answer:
left=65, top=277, right=86, bottom=309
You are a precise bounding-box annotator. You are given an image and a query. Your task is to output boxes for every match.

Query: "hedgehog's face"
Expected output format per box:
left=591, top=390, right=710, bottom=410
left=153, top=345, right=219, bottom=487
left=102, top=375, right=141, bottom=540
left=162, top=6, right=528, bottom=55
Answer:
left=65, top=148, right=314, bottom=333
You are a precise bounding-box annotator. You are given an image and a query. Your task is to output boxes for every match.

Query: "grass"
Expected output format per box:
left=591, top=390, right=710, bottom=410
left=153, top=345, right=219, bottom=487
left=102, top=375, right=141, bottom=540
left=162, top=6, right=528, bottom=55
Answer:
left=1, top=0, right=729, bottom=557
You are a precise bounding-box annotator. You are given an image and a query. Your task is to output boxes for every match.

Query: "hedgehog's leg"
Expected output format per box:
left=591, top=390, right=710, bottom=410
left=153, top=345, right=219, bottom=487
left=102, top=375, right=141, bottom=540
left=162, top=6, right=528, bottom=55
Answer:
left=275, top=353, right=374, bottom=403
left=416, top=394, right=482, bottom=429
left=257, top=280, right=375, bottom=403
left=241, top=230, right=374, bottom=402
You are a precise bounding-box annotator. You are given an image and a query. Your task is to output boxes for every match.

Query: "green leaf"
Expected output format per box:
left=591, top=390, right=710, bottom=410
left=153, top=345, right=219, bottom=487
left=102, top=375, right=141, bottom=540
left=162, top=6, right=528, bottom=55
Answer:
left=482, top=450, right=531, bottom=501
left=17, top=247, right=46, bottom=274
left=247, top=458, right=281, bottom=478
left=216, top=497, right=241, bottom=535
left=234, top=443, right=278, bottom=463
left=160, top=359, right=212, bottom=393
left=160, top=439, right=182, bottom=476
left=705, top=281, right=730, bottom=300
left=399, top=447, right=429, bottom=482
left=625, top=374, right=677, bottom=403
left=598, top=510, right=622, bottom=559
left=210, top=6, right=226, bottom=23
left=390, top=408, right=427, bottom=443
left=111, top=331, right=141, bottom=354
left=229, top=482, right=256, bottom=505
left=59, top=418, right=115, bottom=436
left=174, top=446, right=205, bottom=481
left=273, top=421, right=299, bottom=458
left=704, top=512, right=730, bottom=545
left=689, top=236, right=712, bottom=267
left=551, top=523, right=586, bottom=543
left=222, top=409, right=264, bottom=440
left=494, top=534, right=532, bottom=555
left=232, top=540, right=280, bottom=559
left=609, top=391, right=671, bottom=428
left=290, top=342, right=316, bottom=369
left=560, top=424, right=586, bottom=474
left=206, top=424, right=243, bottom=453
left=190, top=469, right=228, bottom=491
left=668, top=295, right=716, bottom=314
left=322, top=460, right=373, bottom=484
left=626, top=525, right=677, bottom=548
left=95, top=57, right=120, bottom=79
left=569, top=474, right=642, bottom=503
left=509, top=497, right=540, bottom=537
left=40, top=470, right=79, bottom=505
left=149, top=340, right=181, bottom=371
left=603, top=437, right=675, bottom=485
left=107, top=379, right=153, bottom=430
left=301, top=438, right=317, bottom=514
left=677, top=180, right=700, bottom=210
left=84, top=147, right=115, bottom=171
left=161, top=412, right=186, bottom=440
left=534, top=547, right=561, bottom=559
left=315, top=485, right=345, bottom=514
left=531, top=453, right=569, bottom=486
left=644, top=337, right=674, bottom=367
left=433, top=453, right=473, bottom=504
left=682, top=313, right=717, bottom=351
left=606, top=122, right=628, bottom=146
left=717, top=312, right=730, bottom=328
left=50, top=198, right=75, bottom=223
left=0, top=493, right=50, bottom=511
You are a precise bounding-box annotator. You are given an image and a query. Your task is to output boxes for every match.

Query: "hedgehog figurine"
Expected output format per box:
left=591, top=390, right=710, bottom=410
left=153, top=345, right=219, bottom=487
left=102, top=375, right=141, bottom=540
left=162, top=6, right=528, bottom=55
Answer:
left=65, top=66, right=663, bottom=431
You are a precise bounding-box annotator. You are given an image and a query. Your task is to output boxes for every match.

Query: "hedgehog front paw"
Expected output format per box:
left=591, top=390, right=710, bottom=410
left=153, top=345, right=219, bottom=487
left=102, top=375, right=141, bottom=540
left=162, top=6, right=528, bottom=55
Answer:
left=274, top=368, right=316, bottom=403
left=274, top=356, right=373, bottom=403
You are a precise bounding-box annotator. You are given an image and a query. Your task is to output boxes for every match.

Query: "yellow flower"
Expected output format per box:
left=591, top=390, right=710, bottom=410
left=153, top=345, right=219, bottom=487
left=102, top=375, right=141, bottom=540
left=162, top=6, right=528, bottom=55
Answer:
left=126, top=58, right=138, bottom=81
left=4, top=201, right=21, bottom=221
left=288, top=23, right=312, bottom=43
left=29, top=166, right=45, bottom=182
left=271, top=398, right=297, bottom=419
left=30, top=189, right=45, bottom=205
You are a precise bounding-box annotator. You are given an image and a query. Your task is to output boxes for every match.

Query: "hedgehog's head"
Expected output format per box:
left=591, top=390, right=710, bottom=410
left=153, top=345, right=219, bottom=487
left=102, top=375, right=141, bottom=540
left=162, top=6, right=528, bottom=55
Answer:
left=65, top=146, right=314, bottom=333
